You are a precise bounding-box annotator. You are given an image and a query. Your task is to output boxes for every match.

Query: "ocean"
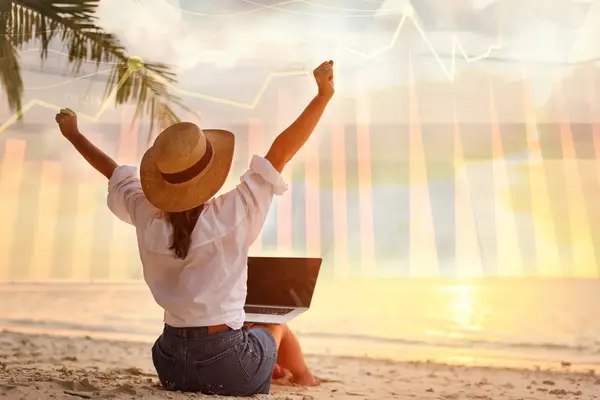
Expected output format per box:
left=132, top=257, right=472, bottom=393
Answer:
left=1, top=278, right=599, bottom=371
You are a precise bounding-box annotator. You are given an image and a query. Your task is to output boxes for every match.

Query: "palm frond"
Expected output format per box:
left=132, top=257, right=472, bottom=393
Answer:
left=2, top=0, right=187, bottom=142
left=10, top=0, right=110, bottom=67
left=0, top=0, right=23, bottom=114
left=105, top=60, right=195, bottom=144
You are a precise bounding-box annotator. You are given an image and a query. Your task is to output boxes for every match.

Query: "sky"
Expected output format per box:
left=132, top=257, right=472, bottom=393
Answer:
left=90, top=0, right=600, bottom=110
left=94, top=0, right=598, bottom=64
left=1, top=0, right=600, bottom=280
left=6, top=0, right=597, bottom=122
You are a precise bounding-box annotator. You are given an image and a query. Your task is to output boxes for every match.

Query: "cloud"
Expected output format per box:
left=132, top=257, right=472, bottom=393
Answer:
left=570, top=1, right=600, bottom=62
left=97, top=0, right=181, bottom=60
left=470, top=0, right=497, bottom=9
left=95, top=0, right=289, bottom=70
left=96, top=0, right=215, bottom=70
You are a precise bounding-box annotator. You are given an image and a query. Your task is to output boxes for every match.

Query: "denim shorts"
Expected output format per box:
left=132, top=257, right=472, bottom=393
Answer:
left=152, top=324, right=278, bottom=396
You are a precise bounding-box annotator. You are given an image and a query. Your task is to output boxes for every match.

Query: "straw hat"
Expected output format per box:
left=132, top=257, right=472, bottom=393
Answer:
left=140, top=122, right=235, bottom=212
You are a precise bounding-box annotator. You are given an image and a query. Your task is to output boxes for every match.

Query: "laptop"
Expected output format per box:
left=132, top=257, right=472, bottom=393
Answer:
left=244, top=256, right=322, bottom=325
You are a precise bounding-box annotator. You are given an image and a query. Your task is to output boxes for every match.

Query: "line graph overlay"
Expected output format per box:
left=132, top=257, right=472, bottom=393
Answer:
left=0, top=67, right=134, bottom=134
left=0, top=10, right=507, bottom=133
left=333, top=15, right=502, bottom=81
left=1, top=3, right=599, bottom=281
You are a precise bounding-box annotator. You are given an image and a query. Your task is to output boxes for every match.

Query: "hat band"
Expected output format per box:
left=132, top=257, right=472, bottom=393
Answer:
left=161, top=141, right=213, bottom=184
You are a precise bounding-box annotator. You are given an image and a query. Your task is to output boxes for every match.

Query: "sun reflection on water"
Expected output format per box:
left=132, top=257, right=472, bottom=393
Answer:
left=425, top=284, right=492, bottom=340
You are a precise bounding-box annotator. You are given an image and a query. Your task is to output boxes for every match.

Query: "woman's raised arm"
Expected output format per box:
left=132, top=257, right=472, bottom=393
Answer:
left=56, top=108, right=118, bottom=179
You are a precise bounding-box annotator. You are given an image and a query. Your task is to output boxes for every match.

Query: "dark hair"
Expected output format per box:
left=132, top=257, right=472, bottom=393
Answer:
left=167, top=204, right=204, bottom=259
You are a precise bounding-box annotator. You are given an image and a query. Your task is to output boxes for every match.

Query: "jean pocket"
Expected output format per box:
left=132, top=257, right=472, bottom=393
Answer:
left=152, top=342, right=176, bottom=390
left=194, top=346, right=251, bottom=395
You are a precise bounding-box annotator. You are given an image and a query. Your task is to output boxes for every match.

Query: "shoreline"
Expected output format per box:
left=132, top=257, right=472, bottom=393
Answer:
left=2, top=330, right=600, bottom=399
left=0, top=323, right=600, bottom=375
left=2, top=324, right=599, bottom=375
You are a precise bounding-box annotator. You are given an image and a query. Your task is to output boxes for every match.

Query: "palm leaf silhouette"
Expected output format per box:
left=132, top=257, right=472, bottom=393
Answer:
left=1, top=0, right=191, bottom=144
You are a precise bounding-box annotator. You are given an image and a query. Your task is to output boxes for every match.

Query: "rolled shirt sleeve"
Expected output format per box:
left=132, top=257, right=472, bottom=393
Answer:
left=236, top=155, right=288, bottom=243
left=107, top=166, right=155, bottom=226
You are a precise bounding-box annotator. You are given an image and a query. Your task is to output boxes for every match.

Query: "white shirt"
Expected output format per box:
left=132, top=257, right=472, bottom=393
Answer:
left=106, top=155, right=288, bottom=329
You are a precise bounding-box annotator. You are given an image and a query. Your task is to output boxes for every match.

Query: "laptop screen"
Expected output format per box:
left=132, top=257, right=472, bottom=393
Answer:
left=246, top=257, right=321, bottom=308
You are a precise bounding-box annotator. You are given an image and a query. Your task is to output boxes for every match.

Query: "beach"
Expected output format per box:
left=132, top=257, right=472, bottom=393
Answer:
left=2, top=280, right=600, bottom=399
left=1, top=330, right=599, bottom=400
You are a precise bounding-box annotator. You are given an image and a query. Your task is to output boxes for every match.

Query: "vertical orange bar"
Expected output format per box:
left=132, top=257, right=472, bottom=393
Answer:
left=589, top=65, right=600, bottom=158
left=331, top=122, right=349, bottom=276
left=110, top=223, right=138, bottom=281
left=522, top=75, right=560, bottom=276
left=106, top=105, right=138, bottom=280
left=594, top=124, right=600, bottom=156
left=216, top=107, right=237, bottom=196
left=71, top=182, right=97, bottom=282
left=305, top=136, right=321, bottom=257
left=407, top=54, right=438, bottom=277
left=590, top=68, right=600, bottom=160
left=31, top=161, right=62, bottom=281
left=489, top=81, right=521, bottom=277
left=0, top=139, right=26, bottom=282
left=110, top=107, right=140, bottom=280
left=556, top=79, right=595, bottom=277
left=355, top=71, right=375, bottom=276
left=248, top=118, right=264, bottom=254
left=277, top=89, right=293, bottom=255
left=588, top=68, right=600, bottom=280
left=117, top=105, right=139, bottom=164
left=453, top=110, right=483, bottom=278
left=71, top=133, right=104, bottom=282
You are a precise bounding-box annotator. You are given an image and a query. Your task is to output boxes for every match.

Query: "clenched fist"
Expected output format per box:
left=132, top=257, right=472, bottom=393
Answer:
left=55, top=108, right=79, bottom=139
left=313, top=60, right=334, bottom=98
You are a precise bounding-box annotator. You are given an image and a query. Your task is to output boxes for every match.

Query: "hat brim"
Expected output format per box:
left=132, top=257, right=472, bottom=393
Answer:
left=140, top=129, right=235, bottom=212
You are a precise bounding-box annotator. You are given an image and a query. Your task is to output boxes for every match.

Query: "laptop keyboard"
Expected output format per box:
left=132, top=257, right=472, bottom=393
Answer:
left=244, top=306, right=295, bottom=316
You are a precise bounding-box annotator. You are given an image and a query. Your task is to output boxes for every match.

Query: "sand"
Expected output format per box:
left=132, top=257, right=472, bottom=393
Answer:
left=0, top=330, right=599, bottom=400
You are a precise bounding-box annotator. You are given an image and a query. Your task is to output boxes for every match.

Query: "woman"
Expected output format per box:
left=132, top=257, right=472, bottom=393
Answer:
left=55, top=60, right=335, bottom=396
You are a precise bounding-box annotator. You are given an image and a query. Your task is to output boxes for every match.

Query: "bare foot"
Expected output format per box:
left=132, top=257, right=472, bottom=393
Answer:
left=292, top=372, right=321, bottom=387
left=272, top=364, right=286, bottom=380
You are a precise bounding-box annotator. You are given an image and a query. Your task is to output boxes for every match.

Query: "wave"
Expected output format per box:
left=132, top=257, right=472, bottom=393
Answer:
left=2, top=317, right=599, bottom=356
